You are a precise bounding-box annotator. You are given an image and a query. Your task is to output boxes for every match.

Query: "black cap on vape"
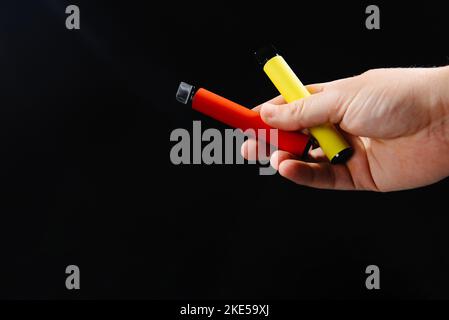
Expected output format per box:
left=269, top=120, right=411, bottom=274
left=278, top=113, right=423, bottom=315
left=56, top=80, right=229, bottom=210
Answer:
left=176, top=82, right=196, bottom=104
left=254, top=45, right=279, bottom=66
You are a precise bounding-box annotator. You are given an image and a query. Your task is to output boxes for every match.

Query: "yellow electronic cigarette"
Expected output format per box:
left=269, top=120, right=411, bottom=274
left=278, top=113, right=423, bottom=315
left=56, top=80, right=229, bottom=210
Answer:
left=255, top=46, right=352, bottom=164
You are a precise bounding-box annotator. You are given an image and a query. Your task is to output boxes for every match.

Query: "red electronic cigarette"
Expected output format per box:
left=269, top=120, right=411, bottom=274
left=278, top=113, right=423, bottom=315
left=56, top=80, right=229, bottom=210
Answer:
left=176, top=82, right=311, bottom=158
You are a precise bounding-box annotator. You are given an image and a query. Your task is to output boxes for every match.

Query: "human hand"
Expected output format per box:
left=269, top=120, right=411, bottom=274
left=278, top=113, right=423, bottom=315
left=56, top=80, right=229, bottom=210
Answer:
left=242, top=67, right=449, bottom=191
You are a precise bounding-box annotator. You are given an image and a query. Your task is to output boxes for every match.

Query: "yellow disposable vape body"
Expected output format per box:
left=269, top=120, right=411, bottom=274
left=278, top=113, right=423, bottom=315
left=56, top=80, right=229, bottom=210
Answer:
left=255, top=46, right=352, bottom=164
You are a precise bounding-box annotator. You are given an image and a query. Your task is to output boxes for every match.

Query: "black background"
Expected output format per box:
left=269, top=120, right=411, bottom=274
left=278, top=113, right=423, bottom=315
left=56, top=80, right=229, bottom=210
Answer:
left=0, top=0, right=448, bottom=299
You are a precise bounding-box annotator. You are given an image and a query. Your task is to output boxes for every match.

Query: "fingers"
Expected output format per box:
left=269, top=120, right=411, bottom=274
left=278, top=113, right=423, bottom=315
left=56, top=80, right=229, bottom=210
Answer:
left=254, top=86, right=322, bottom=112
left=242, top=95, right=287, bottom=160
left=277, top=159, right=356, bottom=190
left=253, top=84, right=323, bottom=114
left=259, top=84, right=345, bottom=131
left=240, top=138, right=272, bottom=162
left=270, top=150, right=297, bottom=171
left=242, top=135, right=360, bottom=191
left=273, top=133, right=379, bottom=191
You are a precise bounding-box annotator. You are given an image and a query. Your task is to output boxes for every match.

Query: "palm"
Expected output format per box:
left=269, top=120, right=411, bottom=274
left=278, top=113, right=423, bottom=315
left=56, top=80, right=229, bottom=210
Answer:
left=354, top=132, right=443, bottom=191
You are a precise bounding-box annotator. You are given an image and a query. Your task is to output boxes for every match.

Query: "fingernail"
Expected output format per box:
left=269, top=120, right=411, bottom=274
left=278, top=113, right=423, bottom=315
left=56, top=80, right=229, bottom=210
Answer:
left=270, top=151, right=280, bottom=171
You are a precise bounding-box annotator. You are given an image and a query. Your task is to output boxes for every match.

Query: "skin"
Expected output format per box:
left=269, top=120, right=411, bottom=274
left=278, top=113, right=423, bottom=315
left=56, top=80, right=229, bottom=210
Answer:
left=241, top=67, right=449, bottom=191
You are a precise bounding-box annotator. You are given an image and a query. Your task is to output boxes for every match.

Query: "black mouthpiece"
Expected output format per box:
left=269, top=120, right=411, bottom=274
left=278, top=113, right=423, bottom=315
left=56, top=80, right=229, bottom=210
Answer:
left=254, top=45, right=279, bottom=66
left=176, top=82, right=196, bottom=104
left=330, top=147, right=353, bottom=164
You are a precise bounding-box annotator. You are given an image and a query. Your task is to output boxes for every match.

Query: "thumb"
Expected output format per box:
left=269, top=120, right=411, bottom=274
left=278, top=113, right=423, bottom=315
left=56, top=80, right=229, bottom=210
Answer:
left=260, top=89, right=343, bottom=131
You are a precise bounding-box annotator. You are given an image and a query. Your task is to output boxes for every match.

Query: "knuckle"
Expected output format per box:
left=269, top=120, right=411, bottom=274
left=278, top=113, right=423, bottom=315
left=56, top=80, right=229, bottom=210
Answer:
left=329, top=90, right=348, bottom=123
left=361, top=68, right=385, bottom=78
left=361, top=69, right=376, bottom=77
left=292, top=99, right=305, bottom=118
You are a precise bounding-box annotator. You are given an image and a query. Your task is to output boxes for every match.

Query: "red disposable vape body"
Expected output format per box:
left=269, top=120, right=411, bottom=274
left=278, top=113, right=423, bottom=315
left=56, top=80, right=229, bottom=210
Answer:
left=176, top=82, right=311, bottom=158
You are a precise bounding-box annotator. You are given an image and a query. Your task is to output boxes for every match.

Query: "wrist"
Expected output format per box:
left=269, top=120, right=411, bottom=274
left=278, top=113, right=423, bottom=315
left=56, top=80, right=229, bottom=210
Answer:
left=428, top=66, right=449, bottom=148
left=439, top=66, right=449, bottom=113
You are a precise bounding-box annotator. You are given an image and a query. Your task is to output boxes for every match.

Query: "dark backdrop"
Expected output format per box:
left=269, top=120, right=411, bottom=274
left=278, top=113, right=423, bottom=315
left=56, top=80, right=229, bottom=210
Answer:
left=0, top=0, right=448, bottom=299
